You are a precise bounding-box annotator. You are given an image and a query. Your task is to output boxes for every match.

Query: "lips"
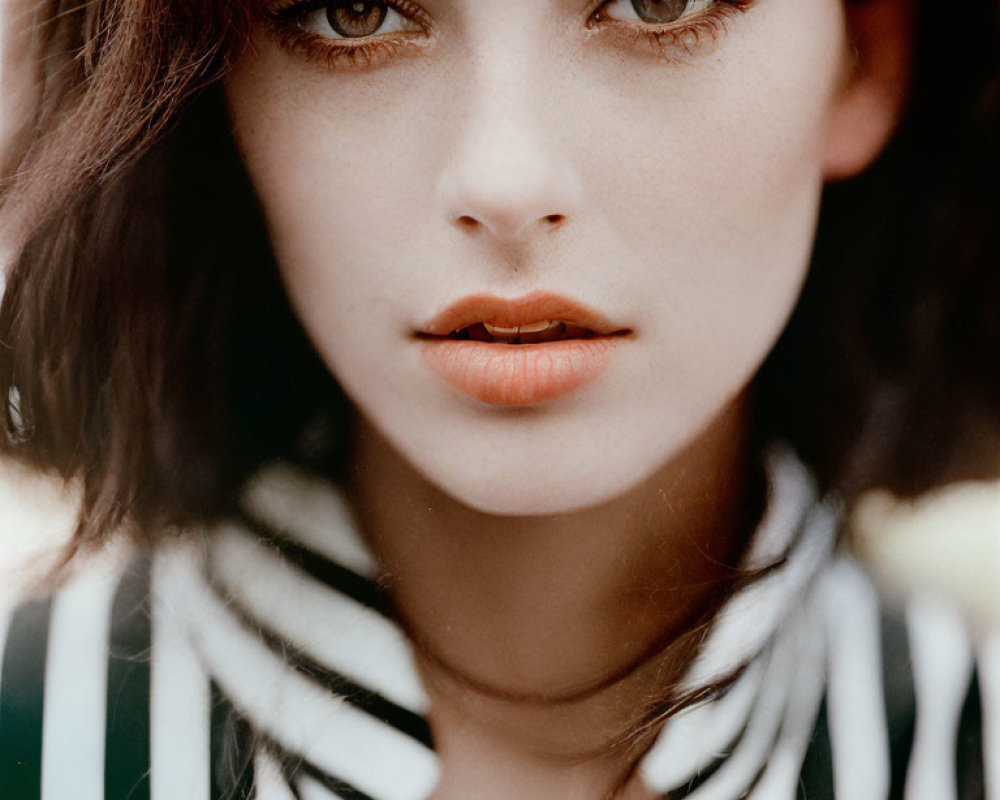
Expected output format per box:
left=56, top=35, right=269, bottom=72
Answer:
left=421, top=292, right=624, bottom=339
left=417, top=291, right=630, bottom=406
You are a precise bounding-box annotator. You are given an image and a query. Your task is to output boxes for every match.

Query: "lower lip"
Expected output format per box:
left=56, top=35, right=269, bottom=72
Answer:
left=420, top=338, right=620, bottom=406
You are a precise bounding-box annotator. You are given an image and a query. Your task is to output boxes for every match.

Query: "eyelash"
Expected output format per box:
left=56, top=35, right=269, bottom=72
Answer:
left=590, top=0, right=754, bottom=59
left=262, top=0, right=755, bottom=71
left=265, top=0, right=432, bottom=69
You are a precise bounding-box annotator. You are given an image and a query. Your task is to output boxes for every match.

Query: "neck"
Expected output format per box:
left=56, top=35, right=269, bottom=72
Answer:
left=349, top=395, right=761, bottom=797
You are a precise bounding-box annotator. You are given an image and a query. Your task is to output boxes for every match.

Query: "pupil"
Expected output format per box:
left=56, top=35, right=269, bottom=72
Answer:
left=630, top=0, right=690, bottom=23
left=327, top=1, right=388, bottom=37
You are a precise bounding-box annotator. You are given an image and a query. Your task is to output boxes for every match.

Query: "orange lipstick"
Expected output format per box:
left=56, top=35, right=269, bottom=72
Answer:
left=418, top=291, right=629, bottom=406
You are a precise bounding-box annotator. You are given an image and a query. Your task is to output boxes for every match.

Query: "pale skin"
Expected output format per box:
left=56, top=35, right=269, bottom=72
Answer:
left=225, top=0, right=912, bottom=797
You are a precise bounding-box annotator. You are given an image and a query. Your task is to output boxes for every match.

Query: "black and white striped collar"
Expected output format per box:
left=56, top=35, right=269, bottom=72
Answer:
left=156, top=447, right=837, bottom=800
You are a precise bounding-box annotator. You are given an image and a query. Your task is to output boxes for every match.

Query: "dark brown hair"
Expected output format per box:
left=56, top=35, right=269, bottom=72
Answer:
left=757, top=0, right=1000, bottom=497
left=0, top=0, right=998, bottom=555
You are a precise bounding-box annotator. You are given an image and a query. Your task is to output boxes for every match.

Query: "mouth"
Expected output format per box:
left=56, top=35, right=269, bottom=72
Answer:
left=417, top=290, right=629, bottom=341
left=417, top=291, right=631, bottom=406
left=438, top=320, right=604, bottom=345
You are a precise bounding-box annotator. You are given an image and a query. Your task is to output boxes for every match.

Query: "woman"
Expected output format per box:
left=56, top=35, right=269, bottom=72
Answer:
left=0, top=0, right=997, bottom=798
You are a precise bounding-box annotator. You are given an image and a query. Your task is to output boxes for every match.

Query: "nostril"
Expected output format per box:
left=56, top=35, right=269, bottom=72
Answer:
left=453, top=213, right=567, bottom=238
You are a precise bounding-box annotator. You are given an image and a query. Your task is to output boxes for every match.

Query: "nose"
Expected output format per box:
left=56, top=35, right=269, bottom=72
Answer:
left=436, top=70, right=582, bottom=243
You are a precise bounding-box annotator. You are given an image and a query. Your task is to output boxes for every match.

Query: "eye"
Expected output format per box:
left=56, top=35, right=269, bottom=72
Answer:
left=599, top=0, right=716, bottom=25
left=263, top=0, right=433, bottom=70
left=299, top=1, right=414, bottom=39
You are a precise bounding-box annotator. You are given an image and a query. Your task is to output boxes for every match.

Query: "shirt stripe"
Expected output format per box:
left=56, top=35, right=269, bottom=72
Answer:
left=680, top=501, right=835, bottom=692
left=41, top=571, right=117, bottom=800
left=294, top=762, right=378, bottom=800
left=242, top=466, right=379, bottom=580
left=798, top=696, right=834, bottom=798
left=749, top=601, right=827, bottom=798
left=150, top=553, right=211, bottom=800
left=904, top=595, right=976, bottom=800
left=208, top=524, right=430, bottom=714
left=158, top=545, right=440, bottom=800
left=823, top=558, right=891, bottom=800
left=955, top=669, right=985, bottom=800
left=979, top=635, right=1000, bottom=800
left=209, top=682, right=256, bottom=800
left=234, top=510, right=393, bottom=618
left=255, top=749, right=299, bottom=800
left=0, top=597, right=51, bottom=800
left=0, top=594, right=17, bottom=679
left=678, top=626, right=795, bottom=800
left=641, top=660, right=766, bottom=791
left=104, top=559, right=152, bottom=800
left=213, top=583, right=433, bottom=747
left=880, top=609, right=917, bottom=800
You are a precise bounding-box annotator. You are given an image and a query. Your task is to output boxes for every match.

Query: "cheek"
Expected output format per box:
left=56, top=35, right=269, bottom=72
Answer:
left=225, top=66, right=416, bottom=390
left=591, top=5, right=845, bottom=273
left=584, top=0, right=845, bottom=379
left=228, top=53, right=514, bottom=422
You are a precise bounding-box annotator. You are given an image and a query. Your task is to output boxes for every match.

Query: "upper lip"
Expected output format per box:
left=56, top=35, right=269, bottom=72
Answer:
left=419, top=291, right=629, bottom=338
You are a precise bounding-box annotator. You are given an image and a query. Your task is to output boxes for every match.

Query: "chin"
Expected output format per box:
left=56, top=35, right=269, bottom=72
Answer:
left=351, top=367, right=749, bottom=519
left=428, top=466, right=641, bottom=517
left=397, top=424, right=677, bottom=517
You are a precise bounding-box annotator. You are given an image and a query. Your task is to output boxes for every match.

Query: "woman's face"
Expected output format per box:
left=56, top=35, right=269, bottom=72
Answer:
left=226, top=0, right=847, bottom=514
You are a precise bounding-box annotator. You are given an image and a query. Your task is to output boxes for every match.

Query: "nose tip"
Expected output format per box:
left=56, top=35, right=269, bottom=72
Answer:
left=443, top=157, right=582, bottom=242
left=437, top=107, right=582, bottom=244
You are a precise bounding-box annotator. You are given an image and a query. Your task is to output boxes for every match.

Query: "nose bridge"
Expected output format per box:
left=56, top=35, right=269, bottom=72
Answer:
left=436, top=41, right=582, bottom=242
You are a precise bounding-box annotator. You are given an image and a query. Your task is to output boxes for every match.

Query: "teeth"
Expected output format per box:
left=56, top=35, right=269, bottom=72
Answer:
left=482, top=322, right=518, bottom=336
left=483, top=320, right=553, bottom=335
left=519, top=320, right=556, bottom=334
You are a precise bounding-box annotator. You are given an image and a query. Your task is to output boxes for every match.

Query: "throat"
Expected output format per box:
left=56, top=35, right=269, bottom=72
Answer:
left=414, top=614, right=703, bottom=800
left=347, top=398, right=760, bottom=791
left=424, top=696, right=662, bottom=800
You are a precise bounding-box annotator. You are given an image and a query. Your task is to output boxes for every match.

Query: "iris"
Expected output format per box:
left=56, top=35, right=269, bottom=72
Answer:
left=325, top=1, right=388, bottom=37
left=630, top=0, right=696, bottom=24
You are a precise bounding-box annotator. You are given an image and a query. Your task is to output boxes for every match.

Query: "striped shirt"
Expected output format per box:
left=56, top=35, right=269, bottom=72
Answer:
left=0, top=449, right=996, bottom=799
